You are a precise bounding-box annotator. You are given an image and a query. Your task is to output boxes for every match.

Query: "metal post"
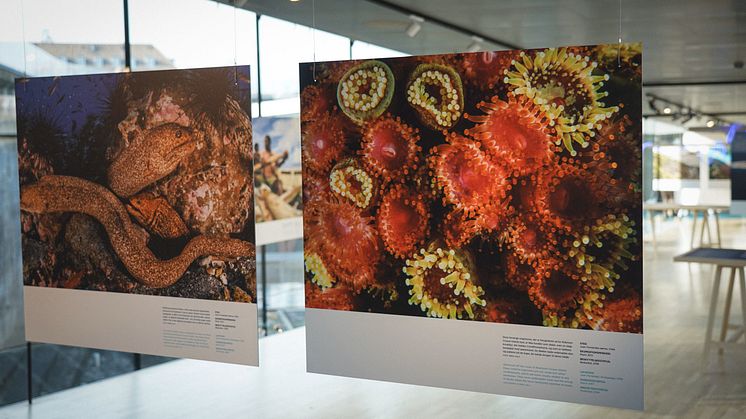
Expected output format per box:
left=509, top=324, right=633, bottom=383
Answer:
left=133, top=353, right=142, bottom=370
left=261, top=245, right=268, bottom=335
left=123, top=0, right=131, bottom=70
left=255, top=14, right=262, bottom=117
left=26, top=342, right=32, bottom=404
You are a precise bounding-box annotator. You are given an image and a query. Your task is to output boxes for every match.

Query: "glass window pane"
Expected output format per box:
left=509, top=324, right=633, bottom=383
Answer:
left=259, top=238, right=304, bottom=335
left=1, top=0, right=124, bottom=134
left=351, top=40, right=408, bottom=59
left=0, top=0, right=124, bottom=78
left=258, top=16, right=349, bottom=102
left=129, top=0, right=258, bottom=99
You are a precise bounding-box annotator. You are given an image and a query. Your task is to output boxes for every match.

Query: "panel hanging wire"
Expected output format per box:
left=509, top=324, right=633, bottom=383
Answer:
left=618, top=0, right=623, bottom=67
left=312, top=0, right=317, bottom=82
left=233, top=0, right=238, bottom=84
left=20, top=0, right=28, bottom=78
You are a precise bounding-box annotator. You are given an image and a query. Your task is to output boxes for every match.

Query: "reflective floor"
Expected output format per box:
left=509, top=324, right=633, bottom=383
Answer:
left=634, top=214, right=746, bottom=418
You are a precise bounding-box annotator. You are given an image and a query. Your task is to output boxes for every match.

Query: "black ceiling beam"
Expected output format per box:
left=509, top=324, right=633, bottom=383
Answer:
left=643, top=80, right=746, bottom=87
left=710, top=112, right=746, bottom=116
left=642, top=113, right=746, bottom=119
left=365, top=0, right=522, bottom=50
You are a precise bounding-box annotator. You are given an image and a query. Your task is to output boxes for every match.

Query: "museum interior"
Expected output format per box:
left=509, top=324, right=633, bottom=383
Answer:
left=1, top=0, right=746, bottom=418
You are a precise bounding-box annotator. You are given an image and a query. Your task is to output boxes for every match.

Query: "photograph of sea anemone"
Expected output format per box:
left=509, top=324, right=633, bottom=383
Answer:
left=301, top=44, right=642, bottom=333
left=16, top=67, right=256, bottom=303
left=253, top=116, right=302, bottom=223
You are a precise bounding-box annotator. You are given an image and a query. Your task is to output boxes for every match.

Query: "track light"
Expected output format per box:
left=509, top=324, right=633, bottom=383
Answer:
left=647, top=94, right=732, bottom=129
left=406, top=15, right=424, bottom=38
left=647, top=97, right=660, bottom=114
left=466, top=36, right=484, bottom=53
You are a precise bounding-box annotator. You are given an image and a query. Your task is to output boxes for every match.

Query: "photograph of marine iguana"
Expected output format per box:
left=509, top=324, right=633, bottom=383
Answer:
left=301, top=44, right=642, bottom=333
left=16, top=66, right=256, bottom=303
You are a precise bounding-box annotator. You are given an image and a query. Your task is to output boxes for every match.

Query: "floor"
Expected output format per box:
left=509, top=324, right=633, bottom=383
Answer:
left=0, top=243, right=306, bottom=407
left=1, top=215, right=745, bottom=418
left=633, top=214, right=746, bottom=418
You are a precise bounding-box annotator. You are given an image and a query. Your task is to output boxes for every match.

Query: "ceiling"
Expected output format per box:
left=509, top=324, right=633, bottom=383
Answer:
left=225, top=0, right=746, bottom=129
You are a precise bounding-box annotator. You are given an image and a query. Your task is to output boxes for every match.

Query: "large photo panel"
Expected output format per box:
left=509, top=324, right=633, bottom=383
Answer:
left=253, top=116, right=303, bottom=245
left=16, top=67, right=258, bottom=365
left=301, top=44, right=643, bottom=408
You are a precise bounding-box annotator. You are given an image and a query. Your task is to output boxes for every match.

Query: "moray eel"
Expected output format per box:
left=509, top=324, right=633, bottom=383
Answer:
left=126, top=194, right=189, bottom=239
left=108, top=123, right=197, bottom=198
left=21, top=175, right=254, bottom=289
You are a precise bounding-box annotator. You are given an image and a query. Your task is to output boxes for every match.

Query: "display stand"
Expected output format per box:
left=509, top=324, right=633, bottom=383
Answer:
left=26, top=342, right=32, bottom=404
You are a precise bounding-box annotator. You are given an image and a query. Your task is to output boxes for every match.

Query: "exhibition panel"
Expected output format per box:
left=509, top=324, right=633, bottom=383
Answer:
left=254, top=116, right=304, bottom=245
left=300, top=44, right=643, bottom=408
left=15, top=67, right=259, bottom=365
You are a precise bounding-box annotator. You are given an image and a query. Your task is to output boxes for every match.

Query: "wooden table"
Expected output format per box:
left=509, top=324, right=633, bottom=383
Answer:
left=674, top=248, right=746, bottom=365
left=644, top=202, right=728, bottom=249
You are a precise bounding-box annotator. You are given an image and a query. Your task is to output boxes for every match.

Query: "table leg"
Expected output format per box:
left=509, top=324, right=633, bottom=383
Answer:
left=738, top=266, right=746, bottom=346
left=690, top=210, right=698, bottom=249
left=699, top=210, right=708, bottom=247
left=714, top=211, right=722, bottom=248
left=704, top=265, right=723, bottom=366
left=719, top=268, right=736, bottom=355
left=649, top=210, right=657, bottom=249
left=705, top=211, right=713, bottom=246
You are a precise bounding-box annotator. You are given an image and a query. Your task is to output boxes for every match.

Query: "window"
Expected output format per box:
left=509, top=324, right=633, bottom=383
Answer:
left=129, top=0, right=258, bottom=94
left=258, top=16, right=349, bottom=103
left=351, top=40, right=408, bottom=59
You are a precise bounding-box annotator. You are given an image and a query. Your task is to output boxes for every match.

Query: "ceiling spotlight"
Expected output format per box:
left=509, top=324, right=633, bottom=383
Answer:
left=466, top=36, right=484, bottom=53
left=706, top=119, right=716, bottom=128
left=663, top=107, right=672, bottom=114
left=406, top=15, right=424, bottom=38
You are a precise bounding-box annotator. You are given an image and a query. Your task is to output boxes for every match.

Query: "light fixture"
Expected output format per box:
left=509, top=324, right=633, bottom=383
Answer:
left=406, top=15, right=424, bottom=38
left=706, top=119, right=716, bottom=128
left=647, top=96, right=661, bottom=114
left=663, top=107, right=672, bottom=114
left=466, top=36, right=484, bottom=53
